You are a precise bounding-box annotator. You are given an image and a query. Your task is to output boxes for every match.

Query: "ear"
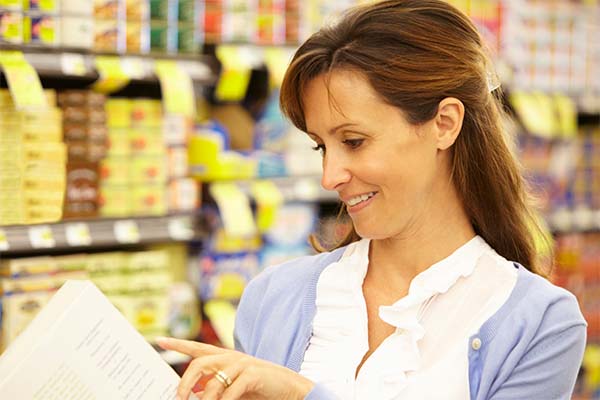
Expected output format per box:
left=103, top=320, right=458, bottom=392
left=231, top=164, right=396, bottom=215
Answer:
left=434, top=97, right=464, bottom=150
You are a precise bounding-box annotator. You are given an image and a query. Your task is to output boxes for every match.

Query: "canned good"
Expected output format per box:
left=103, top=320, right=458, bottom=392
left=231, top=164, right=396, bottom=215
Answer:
left=0, top=11, right=23, bottom=44
left=24, top=13, right=59, bottom=45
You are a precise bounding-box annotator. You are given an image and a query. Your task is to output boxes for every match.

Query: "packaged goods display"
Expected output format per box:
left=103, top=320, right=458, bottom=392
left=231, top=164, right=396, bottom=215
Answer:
left=0, top=246, right=189, bottom=349
left=0, top=90, right=66, bottom=225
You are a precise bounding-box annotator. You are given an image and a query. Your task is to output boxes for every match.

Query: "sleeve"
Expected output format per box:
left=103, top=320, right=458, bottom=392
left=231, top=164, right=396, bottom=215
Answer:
left=305, top=383, right=341, bottom=400
left=489, top=296, right=587, bottom=400
left=233, top=265, right=278, bottom=354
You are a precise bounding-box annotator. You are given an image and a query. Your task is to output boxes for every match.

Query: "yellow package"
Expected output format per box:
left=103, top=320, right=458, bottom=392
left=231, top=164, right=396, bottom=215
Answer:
left=129, top=128, right=165, bottom=155
left=1, top=270, right=87, bottom=295
left=0, top=256, right=56, bottom=277
left=44, top=89, right=57, bottom=107
left=86, top=252, right=127, bottom=274
left=0, top=210, right=24, bottom=226
left=0, top=190, right=22, bottom=206
left=53, top=254, right=89, bottom=273
left=130, top=99, right=162, bottom=128
left=0, top=90, right=14, bottom=108
left=0, top=170, right=22, bottom=190
left=129, top=292, right=169, bottom=333
left=23, top=165, right=66, bottom=191
left=22, top=142, right=67, bottom=164
left=21, top=124, right=62, bottom=143
left=0, top=121, right=21, bottom=142
left=90, top=272, right=130, bottom=294
left=24, top=189, right=64, bottom=208
left=106, top=128, right=131, bottom=157
left=127, top=249, right=169, bottom=272
left=127, top=269, right=172, bottom=292
left=100, top=156, right=130, bottom=185
left=130, top=184, right=167, bottom=216
left=0, top=290, right=54, bottom=351
left=106, top=98, right=132, bottom=128
left=98, top=184, right=131, bottom=217
left=130, top=155, right=166, bottom=184
left=25, top=205, right=63, bottom=224
left=0, top=148, right=22, bottom=169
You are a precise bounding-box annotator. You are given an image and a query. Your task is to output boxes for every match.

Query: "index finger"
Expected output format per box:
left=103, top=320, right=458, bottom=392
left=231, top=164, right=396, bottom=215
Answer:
left=155, top=337, right=222, bottom=358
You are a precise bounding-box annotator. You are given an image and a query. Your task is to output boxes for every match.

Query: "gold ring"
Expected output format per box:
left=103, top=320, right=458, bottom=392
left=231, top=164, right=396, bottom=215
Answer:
left=214, top=370, right=233, bottom=388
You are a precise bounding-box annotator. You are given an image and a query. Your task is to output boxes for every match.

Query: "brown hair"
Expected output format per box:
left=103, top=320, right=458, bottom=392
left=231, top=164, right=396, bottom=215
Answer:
left=280, top=0, right=549, bottom=275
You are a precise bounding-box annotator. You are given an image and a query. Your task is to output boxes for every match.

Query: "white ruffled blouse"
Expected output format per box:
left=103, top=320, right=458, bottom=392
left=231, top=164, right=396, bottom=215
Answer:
left=299, top=236, right=518, bottom=399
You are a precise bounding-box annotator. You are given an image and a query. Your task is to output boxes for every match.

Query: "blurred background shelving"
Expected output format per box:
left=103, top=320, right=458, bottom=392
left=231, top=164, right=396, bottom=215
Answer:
left=0, top=0, right=599, bottom=397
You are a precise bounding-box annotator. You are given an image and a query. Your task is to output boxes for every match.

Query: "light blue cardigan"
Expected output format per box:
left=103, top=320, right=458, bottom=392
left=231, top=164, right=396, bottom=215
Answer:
left=234, top=247, right=587, bottom=400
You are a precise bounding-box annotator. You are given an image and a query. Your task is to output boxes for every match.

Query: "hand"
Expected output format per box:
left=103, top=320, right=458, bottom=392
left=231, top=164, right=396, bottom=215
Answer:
left=156, top=337, right=315, bottom=400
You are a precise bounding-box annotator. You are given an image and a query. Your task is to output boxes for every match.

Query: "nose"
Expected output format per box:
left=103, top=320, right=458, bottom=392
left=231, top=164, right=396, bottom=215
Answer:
left=321, top=152, right=351, bottom=191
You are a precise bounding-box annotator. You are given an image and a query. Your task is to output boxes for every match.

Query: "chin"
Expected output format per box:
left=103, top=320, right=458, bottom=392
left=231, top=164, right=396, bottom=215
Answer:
left=353, top=225, right=387, bottom=241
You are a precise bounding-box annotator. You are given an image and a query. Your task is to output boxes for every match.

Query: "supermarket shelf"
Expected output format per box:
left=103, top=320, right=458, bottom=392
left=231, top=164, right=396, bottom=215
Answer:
left=0, top=213, right=206, bottom=256
left=232, top=175, right=339, bottom=203
left=0, top=44, right=219, bottom=85
left=548, top=209, right=600, bottom=234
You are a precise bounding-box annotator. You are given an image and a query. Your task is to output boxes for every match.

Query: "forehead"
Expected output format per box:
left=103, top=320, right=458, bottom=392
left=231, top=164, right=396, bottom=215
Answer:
left=302, top=69, right=410, bottom=137
left=303, top=70, right=382, bottom=121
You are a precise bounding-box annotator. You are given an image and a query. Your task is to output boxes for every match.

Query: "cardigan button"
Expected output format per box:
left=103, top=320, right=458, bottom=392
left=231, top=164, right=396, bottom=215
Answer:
left=471, top=338, right=482, bottom=350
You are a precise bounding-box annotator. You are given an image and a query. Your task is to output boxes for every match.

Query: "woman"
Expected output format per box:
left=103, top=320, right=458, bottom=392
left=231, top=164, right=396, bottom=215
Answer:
left=157, top=1, right=587, bottom=399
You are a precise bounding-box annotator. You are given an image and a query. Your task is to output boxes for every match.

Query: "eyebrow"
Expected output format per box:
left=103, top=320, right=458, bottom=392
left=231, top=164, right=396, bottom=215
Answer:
left=307, top=122, right=360, bottom=138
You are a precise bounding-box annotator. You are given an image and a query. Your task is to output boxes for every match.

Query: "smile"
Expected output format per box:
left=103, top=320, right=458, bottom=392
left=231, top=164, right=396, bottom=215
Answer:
left=346, top=192, right=377, bottom=207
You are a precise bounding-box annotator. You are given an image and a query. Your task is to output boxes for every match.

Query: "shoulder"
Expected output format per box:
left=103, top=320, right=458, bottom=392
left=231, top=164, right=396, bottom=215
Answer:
left=512, top=265, right=585, bottom=326
left=483, top=264, right=586, bottom=341
left=243, top=247, right=347, bottom=302
left=472, top=264, right=587, bottom=399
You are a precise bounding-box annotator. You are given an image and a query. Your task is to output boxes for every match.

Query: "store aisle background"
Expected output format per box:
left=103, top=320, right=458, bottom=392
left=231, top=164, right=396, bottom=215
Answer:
left=0, top=0, right=598, bottom=398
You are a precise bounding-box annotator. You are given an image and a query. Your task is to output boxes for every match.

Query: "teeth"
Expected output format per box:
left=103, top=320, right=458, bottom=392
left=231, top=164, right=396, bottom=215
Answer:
left=347, top=192, right=376, bottom=206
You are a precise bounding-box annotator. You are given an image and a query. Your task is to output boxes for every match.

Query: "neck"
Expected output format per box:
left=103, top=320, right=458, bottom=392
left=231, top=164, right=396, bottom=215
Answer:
left=368, top=186, right=476, bottom=290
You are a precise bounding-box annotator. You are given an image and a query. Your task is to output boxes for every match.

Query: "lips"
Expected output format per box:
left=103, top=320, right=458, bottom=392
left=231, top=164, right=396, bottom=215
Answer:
left=342, top=191, right=378, bottom=207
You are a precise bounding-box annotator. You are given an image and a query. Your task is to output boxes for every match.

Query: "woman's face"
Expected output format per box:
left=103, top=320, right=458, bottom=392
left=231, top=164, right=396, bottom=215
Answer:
left=303, top=70, right=452, bottom=240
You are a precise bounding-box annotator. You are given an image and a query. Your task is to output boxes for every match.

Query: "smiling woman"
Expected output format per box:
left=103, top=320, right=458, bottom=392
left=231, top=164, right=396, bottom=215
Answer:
left=159, top=1, right=587, bottom=400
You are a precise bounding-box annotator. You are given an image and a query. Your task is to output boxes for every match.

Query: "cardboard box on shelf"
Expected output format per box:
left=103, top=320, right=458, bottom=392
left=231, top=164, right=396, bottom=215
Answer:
left=168, top=177, right=198, bottom=212
left=63, top=161, right=99, bottom=219
left=130, top=155, right=166, bottom=184
left=58, top=91, right=106, bottom=108
left=130, top=184, right=167, bottom=216
left=99, top=156, right=130, bottom=185
left=0, top=256, right=57, bottom=277
left=98, top=183, right=131, bottom=217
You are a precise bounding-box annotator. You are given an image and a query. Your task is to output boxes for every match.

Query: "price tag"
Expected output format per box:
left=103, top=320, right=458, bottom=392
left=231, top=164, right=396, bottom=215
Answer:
left=114, top=220, right=141, bottom=244
left=168, top=217, right=194, bottom=240
left=0, top=229, right=9, bottom=251
left=121, top=57, right=146, bottom=80
left=209, top=183, right=256, bottom=237
left=214, top=46, right=253, bottom=102
left=250, top=180, right=284, bottom=232
left=0, top=50, right=47, bottom=109
left=92, top=56, right=130, bottom=94
left=61, top=53, right=87, bottom=76
left=28, top=225, right=55, bottom=249
left=65, top=223, right=92, bottom=246
left=155, top=60, right=196, bottom=118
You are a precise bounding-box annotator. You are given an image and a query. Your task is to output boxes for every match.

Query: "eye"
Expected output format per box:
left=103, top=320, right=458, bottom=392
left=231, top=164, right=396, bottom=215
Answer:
left=343, top=138, right=364, bottom=149
left=312, top=144, right=326, bottom=155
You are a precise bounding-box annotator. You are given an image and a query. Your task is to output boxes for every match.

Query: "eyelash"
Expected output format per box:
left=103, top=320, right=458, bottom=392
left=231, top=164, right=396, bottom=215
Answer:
left=311, top=139, right=364, bottom=154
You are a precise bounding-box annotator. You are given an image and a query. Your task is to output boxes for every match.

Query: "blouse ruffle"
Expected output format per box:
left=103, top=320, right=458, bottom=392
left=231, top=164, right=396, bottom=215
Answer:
left=299, top=236, right=491, bottom=399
